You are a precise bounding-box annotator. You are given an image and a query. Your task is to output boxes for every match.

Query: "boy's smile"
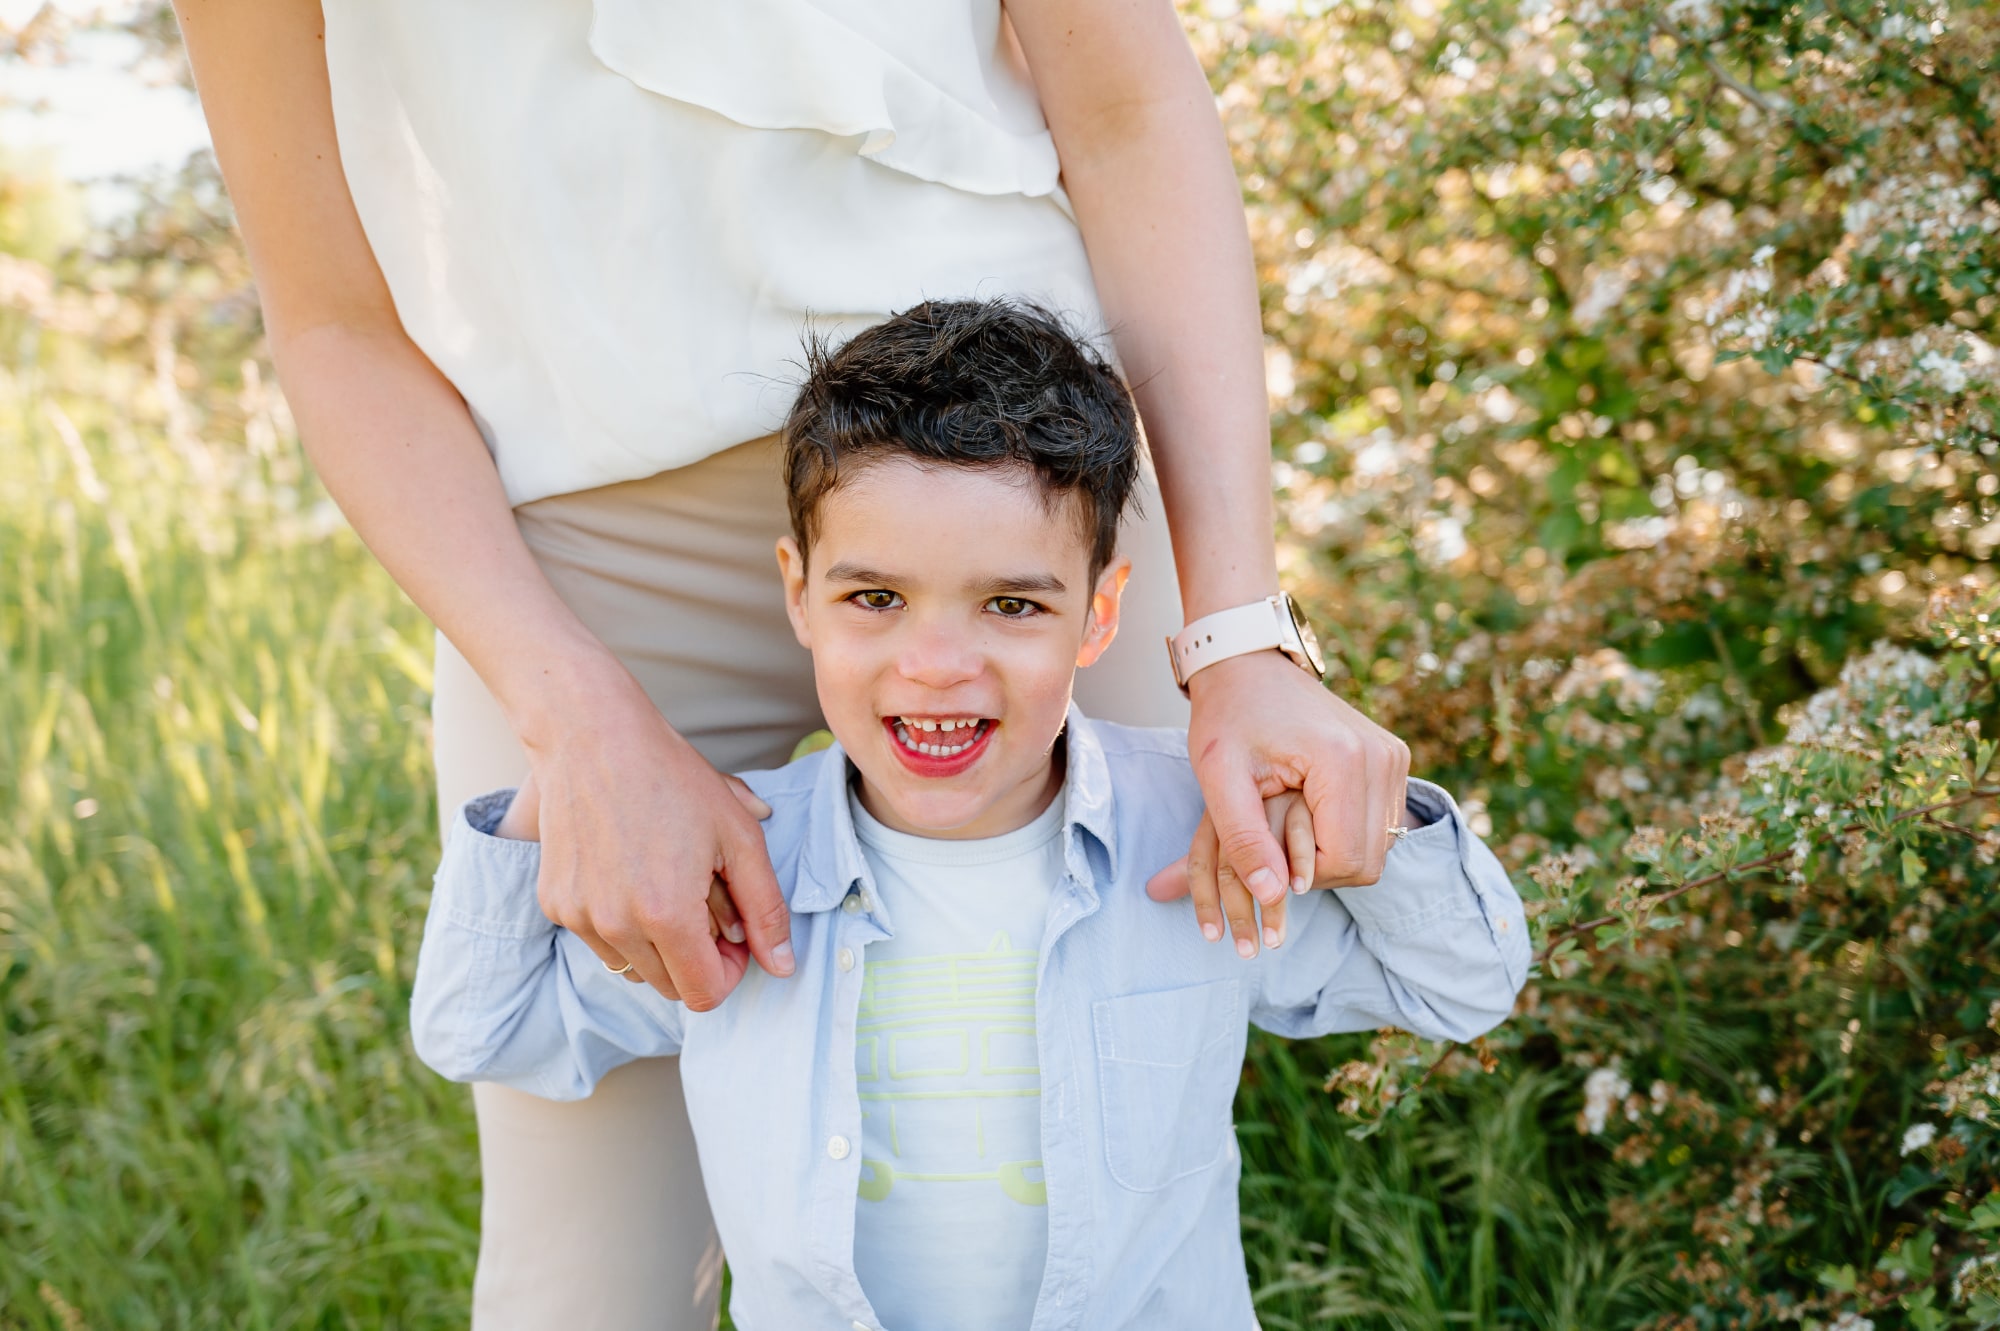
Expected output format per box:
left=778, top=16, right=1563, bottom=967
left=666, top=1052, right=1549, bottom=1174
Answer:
left=777, top=457, right=1128, bottom=840
left=883, top=714, right=996, bottom=775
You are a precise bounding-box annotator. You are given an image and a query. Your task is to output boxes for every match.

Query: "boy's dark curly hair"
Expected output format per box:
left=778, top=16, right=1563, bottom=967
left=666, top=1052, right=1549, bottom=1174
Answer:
left=781, top=299, right=1141, bottom=577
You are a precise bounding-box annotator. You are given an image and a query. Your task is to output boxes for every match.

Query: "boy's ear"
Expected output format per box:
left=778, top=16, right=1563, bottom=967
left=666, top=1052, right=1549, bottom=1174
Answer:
left=775, top=536, right=813, bottom=649
left=1075, top=554, right=1131, bottom=669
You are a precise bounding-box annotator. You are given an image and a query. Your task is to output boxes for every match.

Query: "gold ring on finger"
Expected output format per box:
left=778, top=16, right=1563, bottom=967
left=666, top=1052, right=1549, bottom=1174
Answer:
left=1386, top=824, right=1412, bottom=843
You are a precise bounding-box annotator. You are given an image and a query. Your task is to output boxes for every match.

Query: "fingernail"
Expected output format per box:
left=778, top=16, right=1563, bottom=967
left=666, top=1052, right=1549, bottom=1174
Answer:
left=725, top=922, right=746, bottom=944
left=1235, top=936, right=1256, bottom=959
left=1291, top=876, right=1308, bottom=895
left=1248, top=868, right=1279, bottom=900
left=1201, top=921, right=1222, bottom=942
left=1263, top=925, right=1282, bottom=949
left=770, top=941, right=795, bottom=975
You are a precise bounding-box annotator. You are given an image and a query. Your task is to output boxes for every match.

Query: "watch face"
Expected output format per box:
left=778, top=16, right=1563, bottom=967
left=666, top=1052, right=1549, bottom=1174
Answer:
left=1284, top=594, right=1327, bottom=678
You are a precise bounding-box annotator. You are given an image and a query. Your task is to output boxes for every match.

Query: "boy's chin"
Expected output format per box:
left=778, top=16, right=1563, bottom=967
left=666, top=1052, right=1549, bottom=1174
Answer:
left=855, top=779, right=988, bottom=834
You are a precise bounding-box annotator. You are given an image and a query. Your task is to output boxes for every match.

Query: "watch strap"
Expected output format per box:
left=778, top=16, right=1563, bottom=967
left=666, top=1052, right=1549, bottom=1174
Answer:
left=1166, top=596, right=1295, bottom=692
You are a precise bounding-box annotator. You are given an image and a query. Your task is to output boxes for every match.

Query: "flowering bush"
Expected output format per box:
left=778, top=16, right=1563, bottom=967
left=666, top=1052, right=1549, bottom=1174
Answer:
left=0, top=2, right=1991, bottom=1323
left=1194, top=0, right=1999, bottom=1323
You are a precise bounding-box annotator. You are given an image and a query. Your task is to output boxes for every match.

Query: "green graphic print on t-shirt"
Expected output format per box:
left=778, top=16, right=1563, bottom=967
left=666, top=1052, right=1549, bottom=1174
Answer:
left=854, top=933, right=1046, bottom=1207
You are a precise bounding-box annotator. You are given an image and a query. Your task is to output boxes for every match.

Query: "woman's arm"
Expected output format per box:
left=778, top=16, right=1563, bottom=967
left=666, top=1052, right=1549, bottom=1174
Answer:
left=171, top=0, right=793, bottom=1007
left=1006, top=0, right=1412, bottom=907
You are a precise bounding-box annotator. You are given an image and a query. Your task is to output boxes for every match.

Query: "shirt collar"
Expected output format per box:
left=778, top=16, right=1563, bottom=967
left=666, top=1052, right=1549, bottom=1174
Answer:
left=788, top=702, right=1121, bottom=913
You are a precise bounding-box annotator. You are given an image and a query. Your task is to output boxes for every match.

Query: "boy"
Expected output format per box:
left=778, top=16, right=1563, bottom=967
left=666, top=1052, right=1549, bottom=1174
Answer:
left=412, top=300, right=1529, bottom=1331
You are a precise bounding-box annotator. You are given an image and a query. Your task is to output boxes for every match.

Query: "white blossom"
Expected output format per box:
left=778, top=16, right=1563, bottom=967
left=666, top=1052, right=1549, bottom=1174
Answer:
left=1664, top=0, right=1718, bottom=27
left=1580, top=1067, right=1630, bottom=1135
left=1554, top=649, right=1665, bottom=713
left=1916, top=349, right=1969, bottom=395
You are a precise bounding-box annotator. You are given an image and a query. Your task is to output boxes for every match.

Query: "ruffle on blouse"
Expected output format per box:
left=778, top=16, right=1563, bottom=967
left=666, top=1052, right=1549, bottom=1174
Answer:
left=587, top=0, right=1063, bottom=200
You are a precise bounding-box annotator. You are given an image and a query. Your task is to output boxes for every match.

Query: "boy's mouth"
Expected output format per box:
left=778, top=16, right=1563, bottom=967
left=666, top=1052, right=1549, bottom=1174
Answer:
left=883, top=715, right=996, bottom=777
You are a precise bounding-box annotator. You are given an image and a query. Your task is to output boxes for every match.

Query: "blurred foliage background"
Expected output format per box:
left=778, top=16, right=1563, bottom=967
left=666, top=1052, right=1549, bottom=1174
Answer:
left=1, top=0, right=1996, bottom=1327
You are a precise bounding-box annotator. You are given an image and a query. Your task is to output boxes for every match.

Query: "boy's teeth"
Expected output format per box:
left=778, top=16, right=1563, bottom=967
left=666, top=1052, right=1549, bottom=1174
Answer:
left=893, top=718, right=988, bottom=757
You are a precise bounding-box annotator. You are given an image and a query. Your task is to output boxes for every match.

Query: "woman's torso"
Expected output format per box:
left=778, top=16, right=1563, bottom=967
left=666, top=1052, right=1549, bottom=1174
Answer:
left=322, top=0, right=1106, bottom=506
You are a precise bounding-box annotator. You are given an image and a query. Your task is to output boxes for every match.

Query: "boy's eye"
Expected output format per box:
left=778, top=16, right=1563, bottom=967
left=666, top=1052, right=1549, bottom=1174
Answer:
left=989, top=597, right=1041, bottom=618
left=851, top=590, right=902, bottom=611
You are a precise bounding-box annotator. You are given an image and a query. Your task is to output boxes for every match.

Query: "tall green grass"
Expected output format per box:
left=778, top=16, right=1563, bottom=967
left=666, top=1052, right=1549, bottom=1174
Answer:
left=0, top=344, right=1653, bottom=1327
left=1, top=352, right=475, bottom=1326
left=1240, top=1041, right=1665, bottom=1329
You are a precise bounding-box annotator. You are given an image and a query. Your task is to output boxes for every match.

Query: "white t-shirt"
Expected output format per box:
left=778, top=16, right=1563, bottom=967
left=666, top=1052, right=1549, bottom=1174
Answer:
left=321, top=0, right=1105, bottom=507
left=846, top=782, right=1066, bottom=1331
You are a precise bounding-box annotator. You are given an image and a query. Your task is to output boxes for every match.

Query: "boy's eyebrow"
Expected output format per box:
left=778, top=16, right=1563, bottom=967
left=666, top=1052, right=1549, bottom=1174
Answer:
left=822, top=561, right=903, bottom=586
left=821, top=561, right=1069, bottom=597
left=971, top=572, right=1068, bottom=597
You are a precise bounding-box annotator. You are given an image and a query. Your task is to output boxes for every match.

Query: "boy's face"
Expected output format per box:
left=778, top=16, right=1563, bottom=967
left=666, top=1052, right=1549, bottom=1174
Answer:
left=776, top=458, right=1128, bottom=840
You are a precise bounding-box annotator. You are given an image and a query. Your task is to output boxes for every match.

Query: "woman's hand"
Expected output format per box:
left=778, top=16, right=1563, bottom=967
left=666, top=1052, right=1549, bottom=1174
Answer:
left=1146, top=787, right=1309, bottom=958
left=520, top=664, right=796, bottom=1011
left=1148, top=651, right=1412, bottom=917
left=495, top=743, right=778, bottom=985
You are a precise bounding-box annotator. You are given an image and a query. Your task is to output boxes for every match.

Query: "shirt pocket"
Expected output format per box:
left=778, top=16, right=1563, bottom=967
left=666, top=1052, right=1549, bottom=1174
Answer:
left=1092, top=979, right=1244, bottom=1193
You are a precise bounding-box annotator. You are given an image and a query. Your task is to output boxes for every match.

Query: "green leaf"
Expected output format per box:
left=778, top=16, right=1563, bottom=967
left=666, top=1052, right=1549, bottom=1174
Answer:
left=1968, top=1192, right=2000, bottom=1231
left=1901, top=847, right=1924, bottom=888
left=1901, top=1286, right=1943, bottom=1331
left=1818, top=1263, right=1858, bottom=1294
left=1875, top=1229, right=1934, bottom=1282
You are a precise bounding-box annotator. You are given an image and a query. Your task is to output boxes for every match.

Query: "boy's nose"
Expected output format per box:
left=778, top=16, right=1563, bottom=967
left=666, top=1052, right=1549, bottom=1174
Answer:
left=895, top=620, right=984, bottom=690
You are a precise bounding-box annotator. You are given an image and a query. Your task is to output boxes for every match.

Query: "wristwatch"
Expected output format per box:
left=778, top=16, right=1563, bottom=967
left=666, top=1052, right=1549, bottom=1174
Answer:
left=1165, top=592, right=1327, bottom=695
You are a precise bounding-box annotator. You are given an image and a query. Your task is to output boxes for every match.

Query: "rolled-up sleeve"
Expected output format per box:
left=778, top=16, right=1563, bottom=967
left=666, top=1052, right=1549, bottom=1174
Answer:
left=410, top=790, right=686, bottom=1100
left=1252, top=778, right=1529, bottom=1042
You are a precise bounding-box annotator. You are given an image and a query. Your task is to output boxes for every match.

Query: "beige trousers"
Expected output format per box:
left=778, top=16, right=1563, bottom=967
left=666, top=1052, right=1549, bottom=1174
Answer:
left=431, top=434, right=1187, bottom=1330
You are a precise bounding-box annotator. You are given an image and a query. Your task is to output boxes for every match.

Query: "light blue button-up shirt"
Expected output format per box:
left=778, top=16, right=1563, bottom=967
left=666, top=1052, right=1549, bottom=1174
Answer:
left=412, top=709, right=1529, bottom=1331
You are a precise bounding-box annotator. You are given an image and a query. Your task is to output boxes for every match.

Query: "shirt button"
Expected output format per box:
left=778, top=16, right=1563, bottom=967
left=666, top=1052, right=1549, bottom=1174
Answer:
left=841, top=893, right=863, bottom=915
left=827, top=1135, right=851, bottom=1161
left=837, top=947, right=856, bottom=973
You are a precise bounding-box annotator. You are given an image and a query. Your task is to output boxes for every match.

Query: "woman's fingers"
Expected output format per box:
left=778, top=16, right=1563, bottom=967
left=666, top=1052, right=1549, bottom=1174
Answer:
left=1184, top=651, right=1415, bottom=892
left=707, top=872, right=745, bottom=945
left=527, top=686, right=792, bottom=1011
left=570, top=906, right=678, bottom=995
left=1201, top=751, right=1292, bottom=908
left=1253, top=792, right=1304, bottom=949
left=496, top=772, right=542, bottom=841
left=720, top=816, right=796, bottom=981
left=722, top=773, right=772, bottom=821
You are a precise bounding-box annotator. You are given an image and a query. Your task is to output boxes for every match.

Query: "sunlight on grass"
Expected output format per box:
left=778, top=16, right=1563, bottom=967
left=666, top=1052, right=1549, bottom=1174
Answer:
left=0, top=349, right=478, bottom=1325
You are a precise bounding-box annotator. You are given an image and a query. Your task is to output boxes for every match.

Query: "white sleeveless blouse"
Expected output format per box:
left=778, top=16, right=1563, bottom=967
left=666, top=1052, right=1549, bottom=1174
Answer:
left=322, top=0, right=1106, bottom=505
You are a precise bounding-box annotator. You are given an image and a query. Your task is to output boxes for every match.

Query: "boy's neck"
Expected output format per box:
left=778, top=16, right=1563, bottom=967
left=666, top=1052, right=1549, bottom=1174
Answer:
left=851, top=743, right=1067, bottom=842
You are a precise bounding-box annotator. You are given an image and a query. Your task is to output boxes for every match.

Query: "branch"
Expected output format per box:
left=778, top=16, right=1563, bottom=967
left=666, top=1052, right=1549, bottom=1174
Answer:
left=1542, top=785, right=2000, bottom=951
left=1790, top=354, right=2000, bottom=448
left=1254, top=149, right=1517, bottom=307
left=1698, top=47, right=1781, bottom=118
left=1402, top=785, right=2000, bottom=1104
left=1922, top=811, right=1986, bottom=843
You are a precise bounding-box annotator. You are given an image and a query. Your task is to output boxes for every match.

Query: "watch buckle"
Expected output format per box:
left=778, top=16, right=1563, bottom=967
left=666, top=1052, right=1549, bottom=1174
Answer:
left=1164, top=635, right=1191, bottom=693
